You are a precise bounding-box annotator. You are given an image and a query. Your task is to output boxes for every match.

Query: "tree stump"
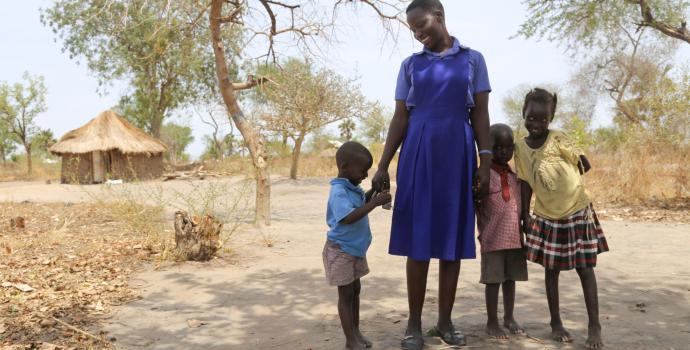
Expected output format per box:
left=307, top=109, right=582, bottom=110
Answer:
left=173, top=211, right=223, bottom=261
left=10, top=217, right=26, bottom=230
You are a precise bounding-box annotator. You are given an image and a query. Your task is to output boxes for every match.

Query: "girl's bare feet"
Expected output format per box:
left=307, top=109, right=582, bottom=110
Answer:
left=486, top=321, right=509, bottom=339
left=585, top=322, right=604, bottom=349
left=550, top=322, right=572, bottom=342
left=503, top=318, right=525, bottom=335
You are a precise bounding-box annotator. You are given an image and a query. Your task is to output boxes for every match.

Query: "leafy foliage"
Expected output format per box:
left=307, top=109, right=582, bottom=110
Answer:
left=517, top=0, right=689, bottom=53
left=360, top=103, right=391, bottom=145
left=0, top=72, right=48, bottom=174
left=42, top=0, right=231, bottom=137
left=159, top=122, right=194, bottom=164
left=254, top=58, right=368, bottom=178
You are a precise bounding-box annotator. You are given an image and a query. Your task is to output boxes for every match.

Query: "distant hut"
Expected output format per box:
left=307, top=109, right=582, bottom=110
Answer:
left=50, top=110, right=167, bottom=184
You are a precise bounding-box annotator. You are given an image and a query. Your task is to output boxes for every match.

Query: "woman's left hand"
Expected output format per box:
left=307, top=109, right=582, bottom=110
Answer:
left=474, top=162, right=490, bottom=206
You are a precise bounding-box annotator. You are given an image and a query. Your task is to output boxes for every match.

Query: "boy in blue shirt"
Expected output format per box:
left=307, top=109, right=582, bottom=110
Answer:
left=323, top=141, right=391, bottom=350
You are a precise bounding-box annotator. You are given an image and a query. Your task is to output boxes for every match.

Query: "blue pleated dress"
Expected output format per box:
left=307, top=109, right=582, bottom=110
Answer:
left=389, top=43, right=480, bottom=261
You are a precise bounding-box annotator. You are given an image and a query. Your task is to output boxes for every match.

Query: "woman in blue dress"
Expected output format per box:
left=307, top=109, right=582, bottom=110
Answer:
left=371, top=1, right=492, bottom=349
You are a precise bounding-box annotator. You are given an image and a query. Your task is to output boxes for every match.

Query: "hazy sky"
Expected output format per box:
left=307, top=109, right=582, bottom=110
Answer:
left=2, top=1, right=687, bottom=157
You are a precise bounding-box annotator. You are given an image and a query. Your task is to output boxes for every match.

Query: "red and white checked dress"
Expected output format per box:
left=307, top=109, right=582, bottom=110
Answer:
left=476, top=165, right=522, bottom=253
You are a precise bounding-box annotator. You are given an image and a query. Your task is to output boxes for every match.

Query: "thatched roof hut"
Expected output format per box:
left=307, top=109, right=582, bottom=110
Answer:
left=50, top=110, right=168, bottom=184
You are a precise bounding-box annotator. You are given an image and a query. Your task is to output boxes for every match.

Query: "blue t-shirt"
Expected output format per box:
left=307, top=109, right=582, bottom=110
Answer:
left=326, top=178, right=372, bottom=258
left=395, top=37, right=491, bottom=108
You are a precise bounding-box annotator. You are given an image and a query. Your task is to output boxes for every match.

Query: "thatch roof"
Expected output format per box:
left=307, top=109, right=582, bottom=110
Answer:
left=50, top=110, right=168, bottom=155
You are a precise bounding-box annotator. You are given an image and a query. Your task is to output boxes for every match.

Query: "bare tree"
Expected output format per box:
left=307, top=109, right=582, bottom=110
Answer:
left=198, top=105, right=235, bottom=159
left=208, top=0, right=406, bottom=225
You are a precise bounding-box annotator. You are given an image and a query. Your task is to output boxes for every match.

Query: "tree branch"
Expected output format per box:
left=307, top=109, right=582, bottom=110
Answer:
left=231, top=75, right=271, bottom=90
left=627, top=0, right=690, bottom=44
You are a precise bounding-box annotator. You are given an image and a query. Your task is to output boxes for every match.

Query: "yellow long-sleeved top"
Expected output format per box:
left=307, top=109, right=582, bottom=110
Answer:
left=514, top=130, right=590, bottom=220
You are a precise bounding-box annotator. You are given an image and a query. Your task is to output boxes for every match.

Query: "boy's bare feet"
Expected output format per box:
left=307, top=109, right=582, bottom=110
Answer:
left=355, top=330, right=372, bottom=348
left=550, top=322, right=573, bottom=342
left=503, top=318, right=525, bottom=335
left=586, top=322, right=604, bottom=349
left=486, top=321, right=508, bottom=339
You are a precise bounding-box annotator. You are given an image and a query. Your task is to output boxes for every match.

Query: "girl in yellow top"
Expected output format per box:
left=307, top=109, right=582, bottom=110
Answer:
left=515, top=88, right=608, bottom=350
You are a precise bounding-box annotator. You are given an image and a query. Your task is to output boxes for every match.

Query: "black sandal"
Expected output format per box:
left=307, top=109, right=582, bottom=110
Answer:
left=429, top=325, right=467, bottom=346
left=401, top=332, right=424, bottom=350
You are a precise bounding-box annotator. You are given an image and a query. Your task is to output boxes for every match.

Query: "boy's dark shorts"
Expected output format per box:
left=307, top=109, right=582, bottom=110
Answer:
left=480, top=248, right=528, bottom=284
left=322, top=241, right=369, bottom=286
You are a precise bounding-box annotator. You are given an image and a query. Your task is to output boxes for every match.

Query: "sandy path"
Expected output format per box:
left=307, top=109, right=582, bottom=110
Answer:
left=3, top=179, right=688, bottom=349
left=83, top=178, right=690, bottom=350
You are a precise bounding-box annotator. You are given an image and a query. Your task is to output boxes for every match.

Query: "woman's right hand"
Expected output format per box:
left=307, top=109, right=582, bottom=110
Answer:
left=371, top=168, right=390, bottom=193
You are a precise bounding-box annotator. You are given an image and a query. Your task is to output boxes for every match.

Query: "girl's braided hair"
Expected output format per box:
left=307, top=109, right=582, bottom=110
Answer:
left=522, top=88, right=558, bottom=121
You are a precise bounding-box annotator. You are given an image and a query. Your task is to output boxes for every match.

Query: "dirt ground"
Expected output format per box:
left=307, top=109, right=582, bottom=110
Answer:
left=2, top=178, right=690, bottom=349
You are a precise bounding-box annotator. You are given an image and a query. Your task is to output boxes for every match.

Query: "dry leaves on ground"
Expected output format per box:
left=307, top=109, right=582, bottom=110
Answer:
left=0, top=202, right=158, bottom=349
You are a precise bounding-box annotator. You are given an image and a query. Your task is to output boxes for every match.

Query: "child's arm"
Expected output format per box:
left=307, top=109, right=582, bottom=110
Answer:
left=340, top=191, right=392, bottom=225
left=578, top=155, right=592, bottom=174
left=519, top=180, right=533, bottom=235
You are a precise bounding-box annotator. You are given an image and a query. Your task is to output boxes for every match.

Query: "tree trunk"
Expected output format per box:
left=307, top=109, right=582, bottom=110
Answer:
left=150, top=110, right=164, bottom=138
left=173, top=211, right=223, bottom=261
left=0, top=148, right=5, bottom=164
left=290, top=133, right=305, bottom=180
left=214, top=136, right=223, bottom=160
left=210, top=0, right=271, bottom=226
left=25, top=143, right=32, bottom=175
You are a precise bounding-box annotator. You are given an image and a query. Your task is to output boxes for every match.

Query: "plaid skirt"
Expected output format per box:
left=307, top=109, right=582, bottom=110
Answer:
left=525, top=205, right=609, bottom=270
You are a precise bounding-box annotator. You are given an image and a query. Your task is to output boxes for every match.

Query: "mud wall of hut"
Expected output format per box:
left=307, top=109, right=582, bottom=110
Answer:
left=60, top=151, right=163, bottom=184
left=110, top=150, right=164, bottom=181
left=60, top=153, right=93, bottom=184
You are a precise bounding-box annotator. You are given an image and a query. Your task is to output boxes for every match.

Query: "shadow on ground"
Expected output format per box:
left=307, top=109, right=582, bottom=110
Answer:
left=104, top=257, right=690, bottom=350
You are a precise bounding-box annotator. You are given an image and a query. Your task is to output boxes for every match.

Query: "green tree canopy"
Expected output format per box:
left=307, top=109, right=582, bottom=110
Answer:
left=32, top=128, right=57, bottom=157
left=360, top=103, right=392, bottom=145
left=160, top=122, right=194, bottom=164
left=517, top=0, right=690, bottom=52
left=0, top=72, right=48, bottom=175
left=255, top=58, right=368, bottom=179
left=0, top=118, right=17, bottom=164
left=42, top=0, right=232, bottom=137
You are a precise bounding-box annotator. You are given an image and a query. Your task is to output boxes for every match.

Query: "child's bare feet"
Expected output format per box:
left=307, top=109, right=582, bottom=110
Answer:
left=586, top=322, right=604, bottom=349
left=345, top=338, right=365, bottom=350
left=503, top=318, right=525, bottom=335
left=550, top=322, right=573, bottom=342
left=355, top=330, right=372, bottom=348
left=486, top=321, right=509, bottom=339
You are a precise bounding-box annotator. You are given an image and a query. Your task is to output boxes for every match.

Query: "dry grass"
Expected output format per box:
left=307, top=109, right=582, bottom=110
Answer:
left=0, top=158, right=60, bottom=182
left=79, top=177, right=252, bottom=261
left=206, top=141, right=690, bottom=207
left=587, top=143, right=690, bottom=204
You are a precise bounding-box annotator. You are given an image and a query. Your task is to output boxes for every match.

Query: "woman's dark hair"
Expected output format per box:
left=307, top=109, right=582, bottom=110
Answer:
left=406, top=0, right=444, bottom=15
left=522, top=87, right=558, bottom=120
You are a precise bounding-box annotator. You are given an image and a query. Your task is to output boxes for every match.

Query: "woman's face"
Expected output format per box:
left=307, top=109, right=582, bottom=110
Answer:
left=406, top=7, right=445, bottom=50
